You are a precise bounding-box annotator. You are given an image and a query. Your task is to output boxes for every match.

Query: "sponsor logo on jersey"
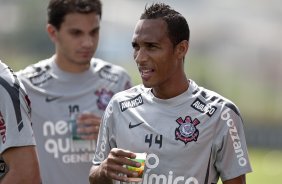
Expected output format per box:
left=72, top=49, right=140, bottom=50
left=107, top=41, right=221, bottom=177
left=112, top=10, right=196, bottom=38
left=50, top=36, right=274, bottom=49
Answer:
left=99, top=66, right=119, bottom=83
left=95, top=88, right=114, bottom=110
left=175, top=116, right=200, bottom=144
left=129, top=122, right=144, bottom=129
left=221, top=108, right=247, bottom=167
left=43, top=120, right=96, bottom=164
left=45, top=96, right=61, bottom=102
left=29, top=70, right=52, bottom=86
left=191, top=98, right=217, bottom=117
left=0, top=112, right=7, bottom=143
left=140, top=153, right=199, bottom=184
left=96, top=101, right=113, bottom=161
left=119, top=94, right=143, bottom=112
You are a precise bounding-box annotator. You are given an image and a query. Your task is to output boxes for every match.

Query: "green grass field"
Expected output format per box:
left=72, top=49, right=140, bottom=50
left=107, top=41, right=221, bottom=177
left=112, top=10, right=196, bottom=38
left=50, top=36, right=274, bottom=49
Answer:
left=218, top=148, right=282, bottom=184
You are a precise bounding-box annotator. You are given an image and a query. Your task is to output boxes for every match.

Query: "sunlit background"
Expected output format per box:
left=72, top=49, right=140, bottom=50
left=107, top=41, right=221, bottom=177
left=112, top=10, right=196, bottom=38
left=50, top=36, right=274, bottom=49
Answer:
left=1, top=0, right=282, bottom=183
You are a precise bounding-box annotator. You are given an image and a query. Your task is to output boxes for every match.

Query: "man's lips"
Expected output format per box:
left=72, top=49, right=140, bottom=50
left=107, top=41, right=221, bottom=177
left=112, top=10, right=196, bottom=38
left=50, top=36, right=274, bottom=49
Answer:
left=78, top=51, right=94, bottom=57
left=139, top=68, right=154, bottom=81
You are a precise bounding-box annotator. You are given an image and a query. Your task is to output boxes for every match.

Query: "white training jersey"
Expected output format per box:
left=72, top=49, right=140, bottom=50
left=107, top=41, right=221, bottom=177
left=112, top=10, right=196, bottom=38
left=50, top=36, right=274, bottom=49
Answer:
left=93, top=80, right=252, bottom=184
left=0, top=60, right=35, bottom=179
left=17, top=56, right=132, bottom=184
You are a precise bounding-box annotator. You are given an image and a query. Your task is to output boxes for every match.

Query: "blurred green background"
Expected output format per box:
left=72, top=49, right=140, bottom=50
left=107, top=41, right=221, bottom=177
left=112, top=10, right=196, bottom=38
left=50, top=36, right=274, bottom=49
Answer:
left=1, top=0, right=281, bottom=183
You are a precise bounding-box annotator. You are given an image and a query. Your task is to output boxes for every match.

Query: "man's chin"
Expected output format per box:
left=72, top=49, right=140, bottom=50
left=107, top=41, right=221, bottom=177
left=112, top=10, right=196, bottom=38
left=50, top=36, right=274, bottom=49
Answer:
left=142, top=81, right=153, bottom=88
left=74, top=59, right=91, bottom=66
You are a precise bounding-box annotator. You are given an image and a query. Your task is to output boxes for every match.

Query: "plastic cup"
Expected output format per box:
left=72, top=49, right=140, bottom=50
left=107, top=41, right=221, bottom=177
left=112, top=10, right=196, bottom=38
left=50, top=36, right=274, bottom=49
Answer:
left=126, top=152, right=147, bottom=182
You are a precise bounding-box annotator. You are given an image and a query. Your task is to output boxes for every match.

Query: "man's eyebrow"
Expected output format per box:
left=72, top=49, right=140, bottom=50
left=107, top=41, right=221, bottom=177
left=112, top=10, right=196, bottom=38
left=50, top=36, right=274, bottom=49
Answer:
left=144, top=41, right=158, bottom=46
left=68, top=26, right=100, bottom=32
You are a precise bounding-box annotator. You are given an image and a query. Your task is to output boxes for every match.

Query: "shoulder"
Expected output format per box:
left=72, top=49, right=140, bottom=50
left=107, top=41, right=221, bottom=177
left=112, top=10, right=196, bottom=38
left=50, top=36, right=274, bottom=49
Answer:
left=102, top=85, right=146, bottom=119
left=91, top=58, right=130, bottom=76
left=0, top=64, right=15, bottom=102
left=190, top=80, right=241, bottom=117
left=0, top=61, right=24, bottom=94
left=0, top=61, right=14, bottom=85
left=17, top=58, right=52, bottom=77
left=16, top=58, right=53, bottom=86
left=108, top=84, right=146, bottom=109
left=112, top=84, right=146, bottom=100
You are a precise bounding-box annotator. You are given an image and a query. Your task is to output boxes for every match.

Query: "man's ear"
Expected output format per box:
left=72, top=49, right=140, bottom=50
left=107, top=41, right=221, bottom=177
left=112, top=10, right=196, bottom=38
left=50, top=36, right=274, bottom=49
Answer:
left=46, top=24, right=57, bottom=43
left=176, top=40, right=189, bottom=60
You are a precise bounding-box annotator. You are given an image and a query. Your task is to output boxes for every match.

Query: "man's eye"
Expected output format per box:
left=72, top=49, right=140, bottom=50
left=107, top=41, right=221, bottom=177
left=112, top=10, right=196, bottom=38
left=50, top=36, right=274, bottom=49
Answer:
left=90, top=29, right=99, bottom=37
left=90, top=31, right=98, bottom=37
left=132, top=43, right=139, bottom=50
left=147, top=44, right=157, bottom=49
left=70, top=31, right=81, bottom=36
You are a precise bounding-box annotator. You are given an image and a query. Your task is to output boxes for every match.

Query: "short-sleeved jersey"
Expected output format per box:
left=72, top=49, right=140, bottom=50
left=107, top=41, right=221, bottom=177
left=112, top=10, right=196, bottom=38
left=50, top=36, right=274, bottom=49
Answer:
left=0, top=60, right=35, bottom=179
left=16, top=56, right=132, bottom=184
left=93, top=80, right=252, bottom=184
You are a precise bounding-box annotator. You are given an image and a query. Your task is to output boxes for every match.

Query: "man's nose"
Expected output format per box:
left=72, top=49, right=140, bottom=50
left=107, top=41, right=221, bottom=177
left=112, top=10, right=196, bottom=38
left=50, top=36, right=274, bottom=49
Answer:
left=135, top=48, right=148, bottom=65
left=82, top=36, right=94, bottom=48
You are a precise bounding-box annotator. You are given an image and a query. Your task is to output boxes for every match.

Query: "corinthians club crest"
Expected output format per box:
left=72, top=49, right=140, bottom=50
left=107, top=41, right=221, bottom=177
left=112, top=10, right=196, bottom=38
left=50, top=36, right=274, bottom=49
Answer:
left=95, top=88, right=114, bottom=110
left=175, top=116, right=200, bottom=144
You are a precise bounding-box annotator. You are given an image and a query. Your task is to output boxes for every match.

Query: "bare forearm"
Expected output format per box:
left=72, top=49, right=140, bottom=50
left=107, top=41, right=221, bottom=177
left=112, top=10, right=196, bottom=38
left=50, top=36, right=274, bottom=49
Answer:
left=89, top=165, right=113, bottom=184
left=1, top=146, right=41, bottom=184
left=223, top=175, right=246, bottom=184
left=1, top=169, right=41, bottom=184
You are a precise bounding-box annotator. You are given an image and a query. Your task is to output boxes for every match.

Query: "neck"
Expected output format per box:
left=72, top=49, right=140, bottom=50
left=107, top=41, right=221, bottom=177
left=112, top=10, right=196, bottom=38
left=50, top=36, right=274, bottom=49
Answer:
left=152, top=79, right=189, bottom=99
left=54, top=55, right=90, bottom=73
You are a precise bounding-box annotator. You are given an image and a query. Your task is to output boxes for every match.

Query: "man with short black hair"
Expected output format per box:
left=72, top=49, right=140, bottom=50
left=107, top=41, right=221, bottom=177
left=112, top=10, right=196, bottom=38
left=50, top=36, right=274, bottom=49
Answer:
left=89, top=3, right=252, bottom=184
left=17, top=0, right=131, bottom=183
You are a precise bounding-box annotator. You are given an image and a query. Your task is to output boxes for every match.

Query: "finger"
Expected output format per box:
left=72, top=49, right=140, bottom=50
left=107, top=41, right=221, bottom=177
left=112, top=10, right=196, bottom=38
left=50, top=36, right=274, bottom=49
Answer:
left=77, top=118, right=101, bottom=127
left=77, top=124, right=99, bottom=134
left=108, top=167, right=139, bottom=181
left=78, top=112, right=100, bottom=121
left=80, top=133, right=98, bottom=140
left=110, top=150, right=140, bottom=168
left=111, top=148, right=136, bottom=159
left=105, top=157, right=139, bottom=180
left=107, top=170, right=132, bottom=182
